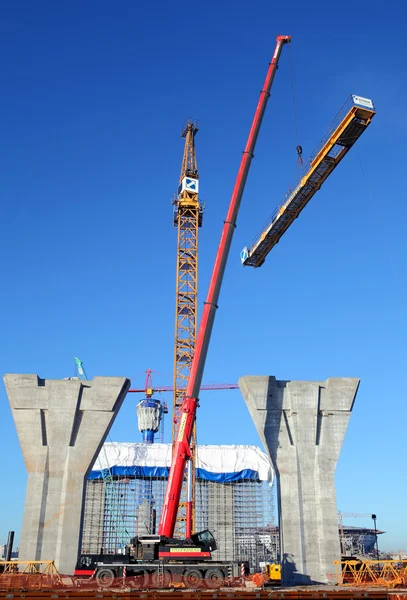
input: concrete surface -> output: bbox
[4,374,130,575]
[239,376,359,586]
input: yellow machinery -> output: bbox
[252,563,281,587]
[241,95,376,268]
[265,563,281,584]
[171,120,203,536]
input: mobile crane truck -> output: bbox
[74,34,291,589]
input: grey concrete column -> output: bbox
[239,376,359,586]
[4,374,130,575]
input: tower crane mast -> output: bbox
[172,120,203,536]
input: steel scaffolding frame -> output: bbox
[82,474,276,570]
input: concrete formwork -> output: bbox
[239,376,359,586]
[4,374,130,575]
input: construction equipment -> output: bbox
[240,95,376,268]
[335,559,407,588]
[158,34,291,540]
[172,119,203,537]
[134,370,168,443]
[130,370,238,444]
[263,563,281,585]
[74,34,291,588]
[74,356,87,379]
[131,369,238,444]
[0,560,62,592]
[128,369,239,394]
[74,531,245,589]
[63,357,87,381]
[252,562,281,587]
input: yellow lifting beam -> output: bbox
[241,95,376,268]
[0,560,60,575]
[335,559,407,588]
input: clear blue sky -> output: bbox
[1,0,406,552]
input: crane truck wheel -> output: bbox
[95,568,115,587]
[204,567,224,589]
[183,568,203,589]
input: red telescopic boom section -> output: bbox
[158,35,291,538]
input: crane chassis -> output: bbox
[75,530,245,589]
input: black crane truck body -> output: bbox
[75,530,246,589]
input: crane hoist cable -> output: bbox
[288,44,303,169]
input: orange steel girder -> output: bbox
[172,121,202,536]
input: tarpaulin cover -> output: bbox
[89,443,274,484]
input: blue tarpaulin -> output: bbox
[88,466,261,483]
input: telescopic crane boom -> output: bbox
[158,34,291,538]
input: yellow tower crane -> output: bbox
[172,120,203,537]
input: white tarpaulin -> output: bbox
[92,443,273,484]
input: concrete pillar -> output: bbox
[239,376,359,585]
[4,374,130,575]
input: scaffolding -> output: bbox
[81,444,277,571]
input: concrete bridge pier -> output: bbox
[239,376,359,585]
[4,374,130,575]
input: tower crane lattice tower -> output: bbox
[172,120,203,536]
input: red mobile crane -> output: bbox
[159,33,291,539]
[75,35,291,589]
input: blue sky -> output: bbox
[1,0,406,552]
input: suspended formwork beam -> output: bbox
[241,95,376,268]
